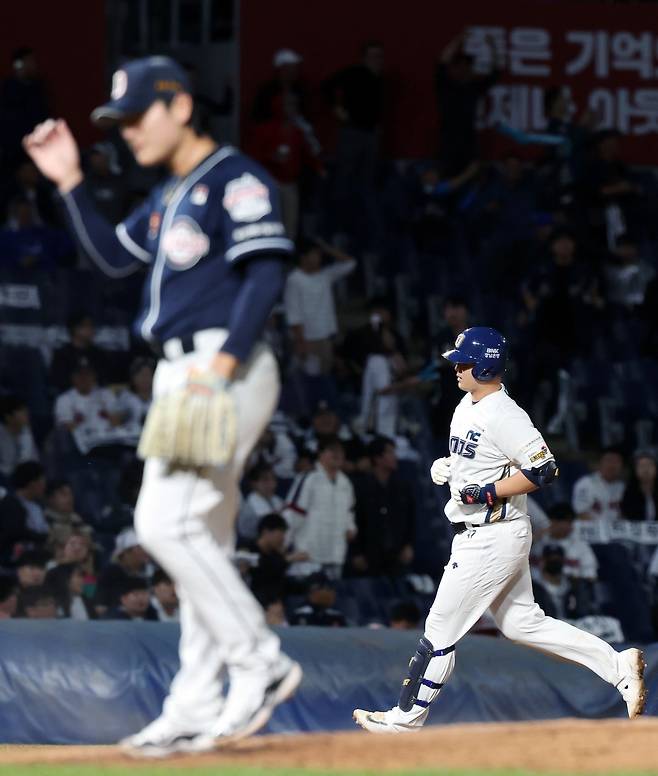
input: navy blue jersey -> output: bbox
[63,145,292,360]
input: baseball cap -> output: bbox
[273,49,302,68]
[112,528,140,560]
[306,571,333,591]
[91,56,191,127]
[542,543,565,559]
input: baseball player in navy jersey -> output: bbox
[354,327,646,733]
[24,56,302,757]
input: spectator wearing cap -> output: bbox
[115,357,154,439]
[49,313,108,392]
[572,448,625,524]
[238,464,284,541]
[389,600,421,630]
[0,395,39,479]
[53,357,125,455]
[284,238,356,376]
[351,436,415,576]
[290,572,346,626]
[0,577,17,618]
[284,437,356,580]
[0,462,48,562]
[531,502,598,581]
[103,576,158,621]
[95,528,150,613]
[150,568,179,622]
[15,550,48,593]
[621,450,658,522]
[45,562,95,620]
[252,48,308,126]
[16,585,57,619]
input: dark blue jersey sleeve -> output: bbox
[220,160,293,264]
[61,182,152,278]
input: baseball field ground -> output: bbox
[1,718,657,776]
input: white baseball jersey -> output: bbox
[445,385,554,525]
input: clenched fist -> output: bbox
[430,456,451,486]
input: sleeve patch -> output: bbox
[529,445,550,463]
[232,221,285,242]
[223,173,272,222]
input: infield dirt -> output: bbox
[1,718,657,773]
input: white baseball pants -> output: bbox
[396,517,625,726]
[134,329,281,730]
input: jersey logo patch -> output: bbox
[161,216,209,270]
[190,184,209,206]
[223,173,272,222]
[449,429,481,459]
[111,69,128,100]
[529,445,549,463]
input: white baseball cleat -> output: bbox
[118,715,211,759]
[353,707,421,734]
[616,647,647,719]
[187,656,303,752]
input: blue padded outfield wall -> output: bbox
[0,622,655,744]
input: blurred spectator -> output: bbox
[97,459,143,533]
[50,313,108,391]
[260,593,289,627]
[641,274,658,358]
[150,568,179,622]
[45,562,95,620]
[53,357,126,455]
[83,142,127,224]
[284,238,356,375]
[302,402,349,452]
[0,577,17,619]
[389,600,421,630]
[285,437,356,579]
[432,296,471,437]
[95,528,149,613]
[604,235,654,310]
[44,479,88,536]
[621,450,658,522]
[103,576,157,621]
[240,512,307,601]
[15,550,48,593]
[435,30,503,176]
[253,48,309,126]
[351,436,415,575]
[340,297,406,380]
[16,585,57,619]
[0,158,57,225]
[572,448,625,523]
[290,571,346,626]
[531,502,598,580]
[115,357,154,437]
[532,544,595,620]
[249,91,323,238]
[0,195,73,269]
[55,530,97,598]
[0,462,49,560]
[324,41,385,245]
[0,395,39,478]
[238,464,285,541]
[0,48,49,172]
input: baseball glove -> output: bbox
[138,372,237,468]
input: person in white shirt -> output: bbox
[54,358,124,454]
[238,464,285,540]
[532,502,598,581]
[354,326,645,735]
[284,437,356,579]
[0,396,39,478]
[572,448,625,524]
[284,237,356,374]
[150,569,180,622]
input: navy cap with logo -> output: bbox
[91,56,191,126]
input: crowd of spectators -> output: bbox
[0,35,658,640]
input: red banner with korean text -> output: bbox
[240,1,658,163]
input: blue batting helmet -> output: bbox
[442,327,507,381]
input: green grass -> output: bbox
[0,768,657,776]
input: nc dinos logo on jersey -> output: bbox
[161,216,209,269]
[223,173,272,222]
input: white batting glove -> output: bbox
[450,483,463,503]
[430,457,451,486]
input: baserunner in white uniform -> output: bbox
[354,327,646,733]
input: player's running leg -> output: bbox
[490,562,646,718]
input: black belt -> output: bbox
[452,522,472,535]
[151,334,196,360]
